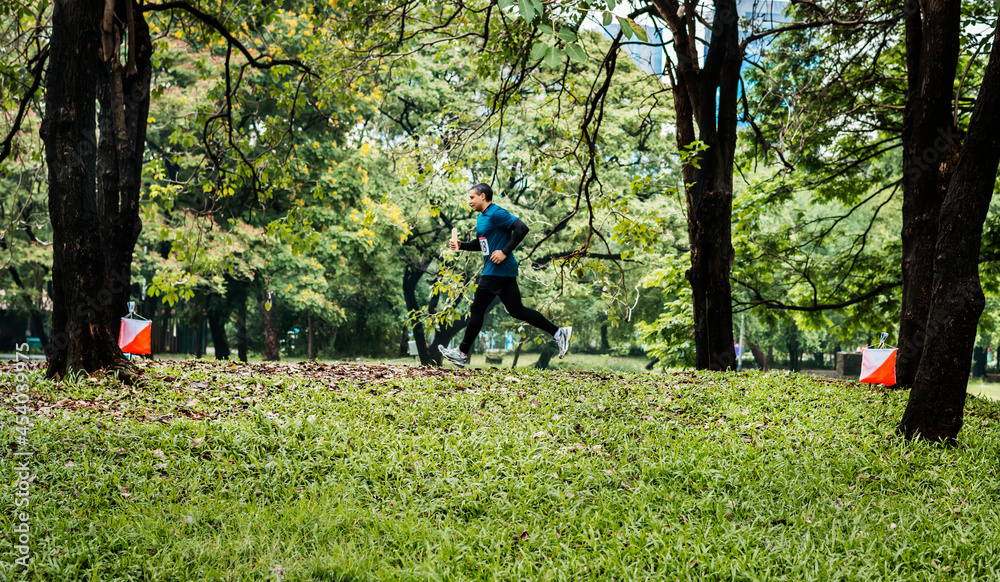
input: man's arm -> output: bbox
[458,240,479,251]
[501,219,529,256]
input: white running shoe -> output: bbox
[555,326,572,359]
[438,345,466,368]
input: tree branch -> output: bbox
[739,14,900,52]
[733,279,900,312]
[0,47,48,165]
[142,1,314,75]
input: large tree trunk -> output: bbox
[654,0,738,370]
[896,0,962,387]
[686,0,740,371]
[41,0,149,381]
[898,23,1000,442]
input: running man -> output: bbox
[438,183,571,368]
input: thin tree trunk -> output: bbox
[236,290,248,362]
[259,289,280,361]
[897,0,961,387]
[207,297,230,360]
[511,336,527,368]
[898,22,1000,442]
[193,299,205,358]
[972,347,987,378]
[787,343,800,372]
[308,312,315,361]
[399,328,409,358]
[748,341,768,371]
[29,311,49,351]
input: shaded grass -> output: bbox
[2,363,1000,580]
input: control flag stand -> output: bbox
[119,302,151,359]
[860,332,896,385]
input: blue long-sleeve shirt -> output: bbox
[460,203,522,277]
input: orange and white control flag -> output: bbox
[860,347,896,385]
[119,317,151,355]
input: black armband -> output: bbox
[502,219,529,255]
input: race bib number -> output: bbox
[478,237,490,256]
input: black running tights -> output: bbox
[459,277,558,355]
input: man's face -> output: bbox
[468,189,489,212]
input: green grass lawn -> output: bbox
[459,352,656,374]
[967,381,1000,401]
[2,360,1000,580]
[292,352,657,375]
[164,352,655,375]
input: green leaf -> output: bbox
[498,0,515,8]
[557,27,577,43]
[543,45,564,68]
[616,16,633,39]
[517,0,535,22]
[530,41,549,61]
[529,0,544,19]
[565,43,587,63]
[538,24,553,35]
[605,0,615,9]
[629,20,648,42]
[602,10,613,26]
